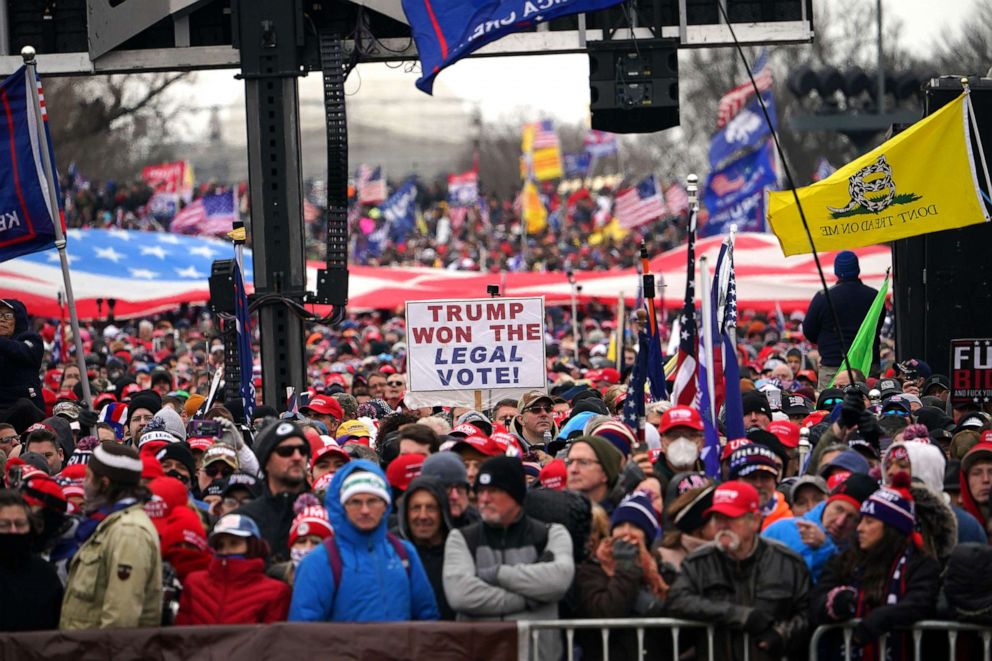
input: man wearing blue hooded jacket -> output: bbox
[288,459,439,622]
[0,298,46,432]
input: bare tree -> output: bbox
[44,72,195,179]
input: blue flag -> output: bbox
[622,331,649,435]
[701,140,777,237]
[0,66,61,263]
[696,349,722,479]
[712,237,745,440]
[382,178,418,243]
[233,262,255,422]
[708,91,777,170]
[564,152,591,178]
[403,0,626,93]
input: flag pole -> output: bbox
[963,81,992,212]
[22,47,91,409]
[699,255,717,428]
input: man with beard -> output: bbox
[0,490,63,631]
[667,481,811,660]
[235,420,310,561]
[444,456,574,660]
[654,406,706,489]
[61,442,162,629]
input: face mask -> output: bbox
[667,438,699,468]
[290,545,315,567]
[715,529,741,554]
[0,532,33,565]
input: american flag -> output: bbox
[664,182,690,216]
[621,332,648,436]
[716,49,773,129]
[530,119,560,150]
[170,190,237,236]
[713,234,745,439]
[671,208,699,406]
[447,169,479,206]
[614,176,668,229]
[356,165,387,205]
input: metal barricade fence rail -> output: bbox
[517,617,717,661]
[809,619,992,661]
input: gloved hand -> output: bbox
[839,391,865,428]
[744,608,774,635]
[754,627,784,657]
[612,539,641,572]
[216,417,245,451]
[825,586,857,621]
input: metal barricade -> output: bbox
[809,619,992,661]
[517,617,717,661]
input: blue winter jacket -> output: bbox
[288,460,440,622]
[762,501,842,583]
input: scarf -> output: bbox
[849,548,913,661]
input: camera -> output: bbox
[487,285,500,297]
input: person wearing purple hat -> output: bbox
[574,491,667,660]
[812,476,940,658]
[803,250,882,390]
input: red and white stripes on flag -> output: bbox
[716,50,773,129]
[36,79,48,121]
[356,165,387,205]
[664,182,690,216]
[614,176,668,229]
[671,207,699,406]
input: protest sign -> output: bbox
[951,338,992,405]
[405,297,546,408]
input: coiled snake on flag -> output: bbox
[827,155,896,214]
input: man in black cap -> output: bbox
[443,456,574,660]
[742,391,773,431]
[0,299,46,433]
[125,391,161,444]
[802,251,881,389]
[235,419,310,561]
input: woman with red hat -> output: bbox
[811,475,940,660]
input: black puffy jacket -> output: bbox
[666,539,811,660]
[0,299,44,410]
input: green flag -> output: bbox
[829,270,890,386]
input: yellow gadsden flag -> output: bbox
[767,94,990,256]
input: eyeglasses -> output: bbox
[221,495,253,509]
[0,519,30,532]
[525,405,553,414]
[386,380,405,387]
[273,443,309,458]
[565,457,600,468]
[345,497,387,510]
[498,415,515,424]
[205,463,235,478]
[0,312,13,321]
[0,435,19,445]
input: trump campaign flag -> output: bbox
[701,140,777,237]
[708,91,776,170]
[0,66,61,263]
[448,169,479,207]
[233,261,255,422]
[403,0,626,94]
[382,178,418,243]
[768,93,991,255]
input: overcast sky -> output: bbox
[191,0,978,136]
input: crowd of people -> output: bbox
[59,171,688,273]
[0,250,989,660]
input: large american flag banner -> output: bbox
[170,190,237,236]
[716,50,774,129]
[614,176,668,229]
[671,208,699,406]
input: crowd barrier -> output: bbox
[809,619,992,661]
[517,617,717,661]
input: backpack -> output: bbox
[322,533,411,603]
[944,542,992,623]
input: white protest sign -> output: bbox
[405,297,546,402]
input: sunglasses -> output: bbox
[386,380,405,387]
[821,398,842,408]
[205,463,235,478]
[525,405,553,414]
[882,409,909,417]
[273,444,309,458]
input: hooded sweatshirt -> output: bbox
[288,460,439,622]
[0,299,45,411]
[397,475,454,619]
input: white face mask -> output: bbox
[667,437,699,468]
[290,545,314,567]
